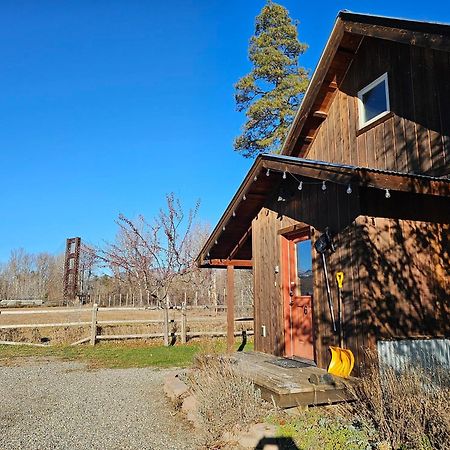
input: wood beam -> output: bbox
[209,259,252,268]
[226,265,235,353]
[343,21,450,53]
[312,111,328,119]
[228,226,252,261]
[282,19,345,154]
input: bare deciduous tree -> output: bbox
[97,193,200,307]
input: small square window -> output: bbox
[357,73,390,129]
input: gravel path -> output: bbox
[0,358,201,450]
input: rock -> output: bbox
[236,423,278,449]
[163,372,189,403]
[181,395,202,428]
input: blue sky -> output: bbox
[0,0,448,260]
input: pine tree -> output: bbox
[234,1,309,157]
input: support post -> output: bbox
[226,265,235,353]
[163,295,170,346]
[90,303,98,346]
[181,297,187,344]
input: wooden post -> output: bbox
[90,303,98,346]
[227,265,235,353]
[181,299,187,344]
[119,293,122,307]
[163,295,170,346]
[195,291,198,307]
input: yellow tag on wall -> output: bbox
[336,272,344,289]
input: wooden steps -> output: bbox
[232,351,355,408]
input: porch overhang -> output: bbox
[196,154,450,269]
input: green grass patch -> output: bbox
[268,409,377,450]
[0,338,253,369]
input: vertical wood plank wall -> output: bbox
[355,217,450,348]
[252,179,449,373]
[306,37,450,177]
[252,181,362,367]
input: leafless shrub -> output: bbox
[352,351,450,450]
[187,354,268,446]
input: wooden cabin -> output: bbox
[197,11,450,375]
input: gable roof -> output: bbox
[197,154,450,268]
[282,11,450,158]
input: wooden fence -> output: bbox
[0,304,254,347]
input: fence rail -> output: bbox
[0,304,254,347]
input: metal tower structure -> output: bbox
[63,237,81,301]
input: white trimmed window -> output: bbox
[357,72,390,129]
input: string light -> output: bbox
[266,168,270,176]
[222,226,226,231]
[232,210,236,217]
[243,194,246,201]
[322,181,327,191]
[282,171,287,179]
[277,195,286,202]
[214,240,218,245]
[254,175,258,181]
[385,189,391,199]
[346,184,352,194]
[298,181,303,191]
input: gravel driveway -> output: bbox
[0,358,201,450]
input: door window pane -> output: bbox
[296,239,313,295]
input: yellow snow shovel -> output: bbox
[327,272,355,378]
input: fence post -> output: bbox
[181,294,187,344]
[163,295,170,346]
[90,303,98,346]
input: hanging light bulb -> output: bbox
[222,226,226,231]
[214,240,218,245]
[298,181,303,191]
[232,210,236,217]
[346,184,352,194]
[254,175,258,181]
[322,181,327,191]
[243,194,246,201]
[282,171,287,179]
[266,168,270,176]
[385,188,391,199]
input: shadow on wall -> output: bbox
[308,217,449,374]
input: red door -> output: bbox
[281,229,314,361]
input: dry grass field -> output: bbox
[0,306,253,345]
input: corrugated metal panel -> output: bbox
[377,339,450,373]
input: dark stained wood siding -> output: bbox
[354,217,450,348]
[306,37,450,176]
[252,178,450,374]
[252,181,363,368]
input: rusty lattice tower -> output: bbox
[63,237,81,300]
